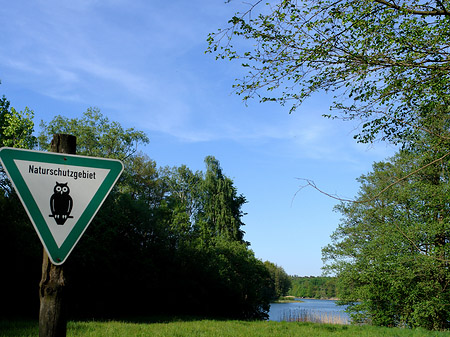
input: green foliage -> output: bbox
[323,139,450,329]
[208,0,450,144]
[0,95,36,149]
[38,107,149,160]
[161,156,248,246]
[263,261,291,300]
[199,238,272,319]
[37,107,152,197]
[156,157,270,319]
[2,108,273,320]
[198,156,247,243]
[289,276,337,299]
[0,95,37,193]
[209,5,450,327]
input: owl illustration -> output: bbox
[49,182,73,225]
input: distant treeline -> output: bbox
[288,276,338,299]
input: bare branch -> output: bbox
[295,149,450,205]
[374,0,450,16]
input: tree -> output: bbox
[263,261,291,300]
[198,238,272,319]
[159,157,272,319]
[160,157,248,247]
[208,0,450,145]
[210,5,450,327]
[37,109,167,318]
[322,143,450,329]
[38,107,149,160]
[0,96,36,149]
[0,95,41,318]
[198,156,247,243]
[38,108,150,193]
[161,164,204,247]
[0,95,37,193]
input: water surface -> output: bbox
[268,298,350,323]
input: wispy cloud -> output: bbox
[0,0,394,165]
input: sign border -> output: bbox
[0,147,124,265]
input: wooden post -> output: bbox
[39,134,76,337]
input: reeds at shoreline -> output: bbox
[280,308,350,325]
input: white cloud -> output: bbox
[0,0,396,164]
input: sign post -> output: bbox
[40,134,75,337]
[0,134,123,337]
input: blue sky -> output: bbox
[0,0,395,276]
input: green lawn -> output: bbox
[1,319,450,337]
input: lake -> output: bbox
[268,298,350,324]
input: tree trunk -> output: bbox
[39,134,76,337]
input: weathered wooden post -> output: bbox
[39,134,76,337]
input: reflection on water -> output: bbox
[268,298,350,324]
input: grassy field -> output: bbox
[2,319,450,337]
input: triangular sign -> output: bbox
[0,147,123,265]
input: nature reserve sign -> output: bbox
[0,147,123,265]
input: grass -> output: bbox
[2,319,450,337]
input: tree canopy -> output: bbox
[1,105,279,320]
[207,0,450,144]
[0,98,36,149]
[0,96,36,194]
[263,261,291,300]
[38,107,149,160]
[323,136,450,329]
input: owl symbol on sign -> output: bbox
[49,182,74,225]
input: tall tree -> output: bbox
[208,0,450,145]
[322,141,450,329]
[159,157,273,319]
[198,156,247,243]
[162,164,204,245]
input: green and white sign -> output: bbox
[0,147,123,265]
